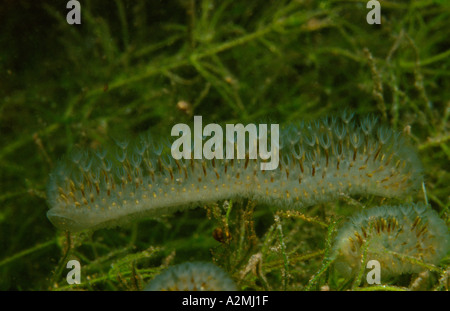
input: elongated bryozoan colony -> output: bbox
[47,113,423,231]
[333,203,449,277]
[144,262,237,291]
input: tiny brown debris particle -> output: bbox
[176,100,192,115]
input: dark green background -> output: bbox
[0,0,449,290]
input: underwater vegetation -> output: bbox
[0,0,449,291]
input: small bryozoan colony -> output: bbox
[144,262,237,291]
[333,203,450,278]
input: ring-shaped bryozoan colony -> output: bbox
[143,262,236,291]
[46,113,423,231]
[333,203,449,277]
